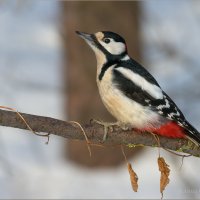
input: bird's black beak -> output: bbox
[76,31,94,43]
[76,31,99,52]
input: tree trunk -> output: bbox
[60,1,142,167]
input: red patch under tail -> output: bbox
[154,122,186,138]
[135,122,186,138]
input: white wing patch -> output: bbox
[121,55,130,61]
[115,67,163,99]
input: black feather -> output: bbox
[113,69,156,106]
[102,31,126,43]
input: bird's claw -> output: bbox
[90,119,118,142]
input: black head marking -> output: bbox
[102,31,126,44]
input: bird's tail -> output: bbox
[182,121,200,146]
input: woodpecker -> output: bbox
[76,31,200,145]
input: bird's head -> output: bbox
[76,31,128,65]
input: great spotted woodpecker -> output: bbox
[76,31,200,145]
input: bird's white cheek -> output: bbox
[100,41,125,55]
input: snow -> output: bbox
[0,0,200,199]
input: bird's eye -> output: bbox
[103,38,110,44]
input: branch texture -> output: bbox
[0,109,199,157]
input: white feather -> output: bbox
[115,67,163,99]
[99,39,125,55]
[121,55,130,61]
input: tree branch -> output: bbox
[0,109,199,157]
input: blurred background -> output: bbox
[0,0,200,198]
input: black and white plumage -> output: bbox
[76,31,200,145]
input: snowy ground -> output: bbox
[0,0,200,199]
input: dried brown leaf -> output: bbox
[158,157,170,198]
[127,162,138,192]
[121,146,139,192]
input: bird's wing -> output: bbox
[113,64,184,121]
[113,60,200,144]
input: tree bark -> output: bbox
[0,109,199,157]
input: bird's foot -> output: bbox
[90,119,119,142]
[119,123,133,131]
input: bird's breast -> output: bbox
[96,67,164,129]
